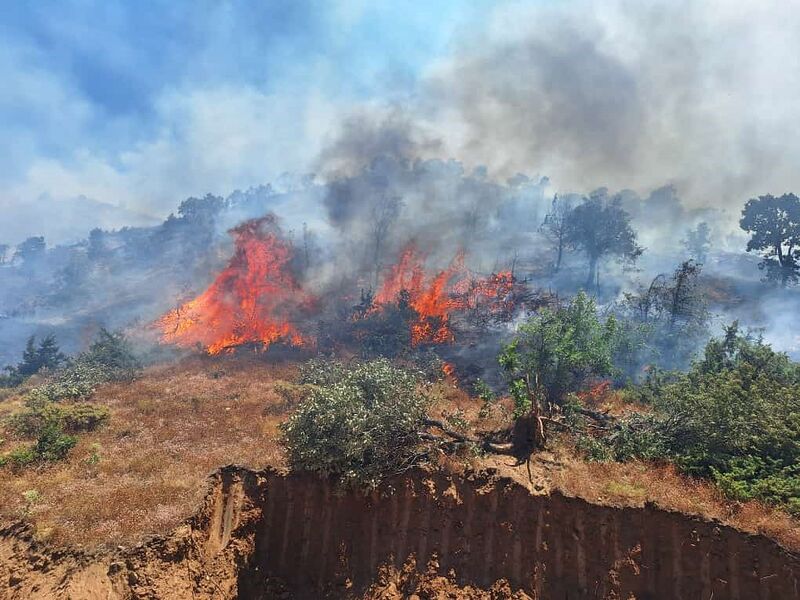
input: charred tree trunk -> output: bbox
[555,234,564,272]
[585,255,599,289]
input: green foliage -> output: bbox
[599,324,800,514]
[500,292,618,414]
[1,334,66,387]
[1,422,77,469]
[298,357,349,386]
[81,328,141,382]
[564,192,642,288]
[1,329,132,470]
[22,328,139,404]
[740,193,800,286]
[60,403,110,432]
[32,422,78,462]
[473,379,495,403]
[281,359,430,488]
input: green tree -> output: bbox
[740,193,800,286]
[15,335,65,378]
[499,292,617,450]
[564,192,642,289]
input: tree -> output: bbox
[540,194,574,272]
[565,193,642,289]
[499,292,618,450]
[683,222,711,263]
[620,260,709,372]
[87,228,108,262]
[369,194,403,287]
[0,334,66,387]
[15,335,66,378]
[14,236,46,267]
[0,243,9,265]
[740,193,800,286]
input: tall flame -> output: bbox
[158,216,313,354]
[373,243,514,346]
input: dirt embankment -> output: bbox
[1,466,798,599]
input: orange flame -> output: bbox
[441,361,456,379]
[374,243,515,346]
[158,216,313,354]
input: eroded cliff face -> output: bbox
[1,466,798,599]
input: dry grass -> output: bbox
[1,355,797,553]
[0,355,300,549]
[551,450,800,551]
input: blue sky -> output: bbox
[0,0,487,235]
[3,0,799,245]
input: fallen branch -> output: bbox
[576,407,616,424]
[421,418,515,455]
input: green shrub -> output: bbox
[1,422,77,469]
[298,357,348,386]
[32,422,77,462]
[6,402,62,438]
[281,359,430,488]
[598,324,800,514]
[61,403,110,432]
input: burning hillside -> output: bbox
[157,227,527,358]
[158,216,315,355]
[372,243,518,346]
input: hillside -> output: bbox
[1,355,798,598]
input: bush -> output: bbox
[281,359,430,488]
[1,422,77,469]
[6,402,63,438]
[597,324,800,514]
[298,357,348,387]
[61,403,110,432]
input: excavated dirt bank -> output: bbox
[1,465,798,599]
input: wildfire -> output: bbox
[158,216,313,355]
[441,361,456,379]
[373,243,516,346]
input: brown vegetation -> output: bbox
[0,354,798,556]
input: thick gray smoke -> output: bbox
[1,0,798,368]
[419,0,800,227]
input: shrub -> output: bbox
[1,422,77,469]
[32,422,77,462]
[6,402,63,438]
[61,403,110,432]
[298,357,348,387]
[281,359,430,488]
[597,324,800,515]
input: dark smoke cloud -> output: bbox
[421,0,800,224]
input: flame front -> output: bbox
[374,243,515,346]
[158,216,312,355]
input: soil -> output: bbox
[1,465,798,599]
